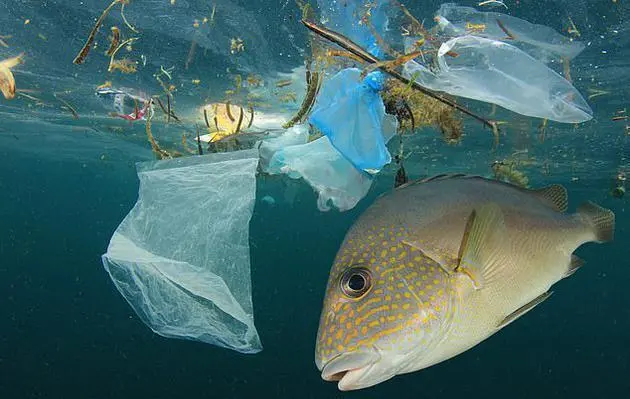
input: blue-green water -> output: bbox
[1,0,629,398]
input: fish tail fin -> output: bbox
[577,201,615,243]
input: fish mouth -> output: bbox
[320,351,380,390]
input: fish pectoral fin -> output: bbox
[531,184,568,213]
[401,240,456,274]
[497,291,553,329]
[456,202,506,290]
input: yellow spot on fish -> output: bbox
[380,250,388,258]
[402,303,411,310]
[385,295,392,301]
[335,329,344,340]
[404,292,411,299]
[368,320,380,328]
[361,326,368,335]
[327,337,332,345]
[337,344,344,352]
[346,322,352,330]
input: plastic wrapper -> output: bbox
[403,35,592,123]
[101,149,262,354]
[309,69,397,173]
[435,3,585,61]
[266,136,373,212]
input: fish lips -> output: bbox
[320,351,382,391]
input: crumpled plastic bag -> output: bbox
[435,3,585,61]
[403,35,592,123]
[266,135,373,212]
[101,149,262,354]
[258,124,309,173]
[309,69,397,173]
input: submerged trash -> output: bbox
[403,35,593,123]
[435,3,585,61]
[266,134,374,212]
[309,68,397,173]
[102,149,262,354]
[316,174,615,391]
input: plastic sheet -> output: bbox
[435,3,585,61]
[309,69,396,173]
[403,35,593,123]
[266,136,373,212]
[101,149,262,354]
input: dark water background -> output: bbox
[1,0,630,398]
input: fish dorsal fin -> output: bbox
[529,184,568,213]
[456,202,506,290]
[497,291,553,329]
[395,173,478,190]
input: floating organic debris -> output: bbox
[105,26,120,56]
[567,16,580,37]
[109,58,137,74]
[230,37,244,54]
[0,53,24,100]
[54,95,79,119]
[283,68,322,129]
[491,159,530,187]
[478,0,508,9]
[382,79,463,144]
[496,19,516,40]
[587,87,610,100]
[0,35,10,48]
[120,1,138,33]
[611,172,626,198]
[73,0,123,64]
[200,102,252,143]
[107,37,138,73]
[275,79,293,88]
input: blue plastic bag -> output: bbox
[309,69,395,172]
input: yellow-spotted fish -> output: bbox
[315,174,615,390]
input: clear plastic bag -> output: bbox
[266,136,373,212]
[435,3,585,61]
[101,149,262,354]
[309,69,396,173]
[403,35,592,123]
[258,124,309,173]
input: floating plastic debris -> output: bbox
[403,35,593,123]
[435,3,585,61]
[102,149,262,354]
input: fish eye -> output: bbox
[340,267,372,299]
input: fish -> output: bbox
[315,174,615,391]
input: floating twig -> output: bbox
[120,1,139,33]
[105,26,120,56]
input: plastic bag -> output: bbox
[403,35,592,123]
[316,0,390,58]
[101,149,262,354]
[258,124,309,173]
[266,136,373,212]
[435,3,585,61]
[309,69,397,173]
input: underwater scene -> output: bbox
[1,0,629,397]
